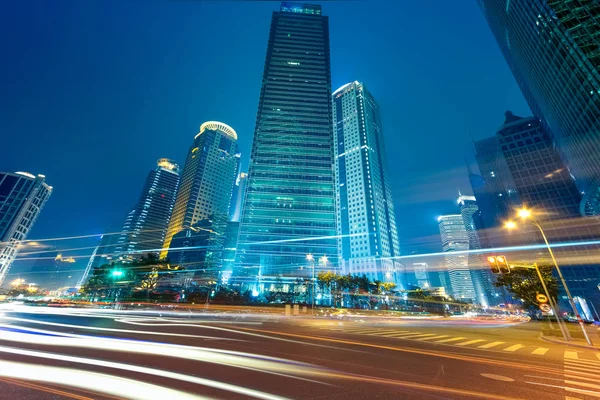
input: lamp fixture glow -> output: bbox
[517,208,532,219]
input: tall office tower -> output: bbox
[236,3,337,278]
[229,171,248,222]
[162,122,240,258]
[0,172,52,286]
[412,263,429,288]
[438,215,476,302]
[496,112,600,310]
[477,0,600,214]
[497,112,582,218]
[115,159,180,258]
[457,194,497,306]
[332,81,401,283]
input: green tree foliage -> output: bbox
[494,265,558,309]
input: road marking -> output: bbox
[344,329,385,334]
[531,347,549,355]
[523,375,563,381]
[478,341,505,349]
[503,344,525,352]
[365,330,410,336]
[418,335,450,341]
[564,365,600,375]
[455,339,486,346]
[596,353,600,361]
[394,333,438,339]
[378,331,421,337]
[565,373,600,383]
[565,358,600,367]
[564,351,579,360]
[480,373,514,382]
[565,396,585,400]
[565,380,600,392]
[435,337,465,343]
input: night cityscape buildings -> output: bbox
[438,214,476,302]
[0,172,52,287]
[332,81,401,284]
[229,171,248,223]
[162,121,240,259]
[114,158,180,259]
[477,0,600,215]
[235,2,338,280]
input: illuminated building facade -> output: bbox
[477,0,600,214]
[236,3,337,278]
[162,122,240,258]
[333,81,401,284]
[115,158,180,258]
[438,214,476,302]
[412,263,429,288]
[457,194,497,306]
[0,172,52,287]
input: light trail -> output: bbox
[0,359,207,400]
[0,345,290,400]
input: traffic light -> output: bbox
[496,255,510,274]
[487,256,500,274]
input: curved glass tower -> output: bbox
[162,122,240,258]
[236,3,337,279]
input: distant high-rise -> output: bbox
[162,122,240,258]
[438,214,475,302]
[333,81,401,284]
[236,2,337,278]
[115,159,180,258]
[0,172,52,286]
[412,263,429,288]
[457,194,497,306]
[229,171,248,222]
[477,0,600,214]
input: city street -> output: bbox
[0,305,598,399]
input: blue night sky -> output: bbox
[1,0,530,275]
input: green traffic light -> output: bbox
[112,270,123,277]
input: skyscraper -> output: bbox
[412,262,429,288]
[162,122,240,258]
[0,172,52,287]
[115,159,180,258]
[457,194,496,306]
[438,214,475,302]
[236,2,337,278]
[477,0,600,213]
[333,81,401,283]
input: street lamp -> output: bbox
[505,207,593,345]
[306,254,315,313]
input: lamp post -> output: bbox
[506,208,593,345]
[306,254,315,314]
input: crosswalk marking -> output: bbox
[564,373,600,383]
[531,347,549,355]
[565,359,600,368]
[478,341,505,349]
[344,329,385,334]
[503,344,525,352]
[417,335,449,341]
[395,333,437,339]
[564,365,600,375]
[565,351,579,360]
[565,380,600,392]
[596,353,600,361]
[435,337,466,343]
[455,339,486,346]
[365,330,410,336]
[378,331,421,337]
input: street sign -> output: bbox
[539,303,551,313]
[536,293,548,303]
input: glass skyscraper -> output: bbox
[115,158,180,258]
[236,3,337,278]
[332,81,401,284]
[0,172,52,287]
[162,122,240,257]
[477,0,600,214]
[438,214,476,302]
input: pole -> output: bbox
[533,263,570,341]
[311,260,316,315]
[532,221,593,346]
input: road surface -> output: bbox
[0,305,598,399]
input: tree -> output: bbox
[494,265,558,309]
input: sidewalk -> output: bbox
[540,323,600,351]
